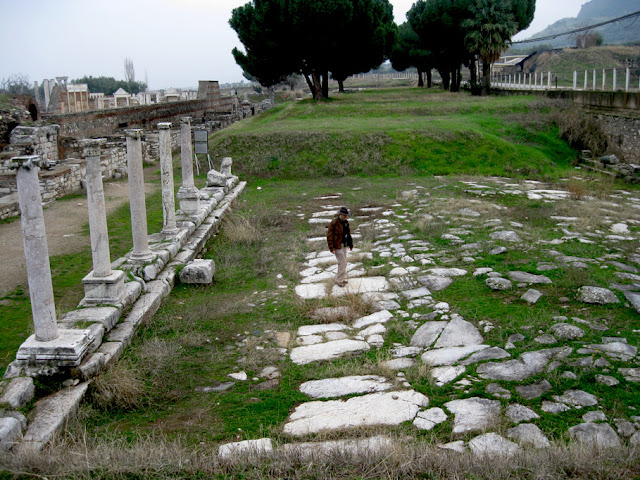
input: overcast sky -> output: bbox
[0,0,587,91]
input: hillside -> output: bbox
[524,44,640,76]
[524,0,640,48]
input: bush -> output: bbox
[553,107,609,157]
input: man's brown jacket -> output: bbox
[327,216,353,252]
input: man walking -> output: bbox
[327,206,353,287]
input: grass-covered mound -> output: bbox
[211,88,575,179]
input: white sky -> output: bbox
[0,0,587,90]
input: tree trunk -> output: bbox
[426,69,432,88]
[338,80,345,92]
[322,70,329,99]
[482,59,491,96]
[417,70,424,87]
[449,67,458,92]
[310,71,323,100]
[440,69,450,90]
[469,57,479,96]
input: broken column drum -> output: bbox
[158,122,178,235]
[80,139,126,305]
[177,116,200,214]
[13,156,58,342]
[125,129,155,263]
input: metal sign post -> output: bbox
[193,128,209,175]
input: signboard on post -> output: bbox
[194,129,208,154]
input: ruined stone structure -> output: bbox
[0,127,244,450]
[43,81,237,138]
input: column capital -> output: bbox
[180,117,192,125]
[79,138,106,158]
[11,155,41,170]
[158,122,172,130]
[125,129,143,139]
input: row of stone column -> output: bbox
[12,117,200,345]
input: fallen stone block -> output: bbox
[179,259,215,284]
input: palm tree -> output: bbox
[463,0,518,95]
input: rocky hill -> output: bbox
[525,0,640,48]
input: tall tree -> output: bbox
[330,0,397,92]
[464,0,535,95]
[124,57,135,83]
[230,0,397,100]
[390,22,433,87]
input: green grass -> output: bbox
[209,88,576,180]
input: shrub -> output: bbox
[553,107,609,157]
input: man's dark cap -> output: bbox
[339,207,349,216]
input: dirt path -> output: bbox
[0,168,159,297]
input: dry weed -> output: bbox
[222,213,262,245]
[3,429,640,479]
[568,178,587,200]
[89,361,145,410]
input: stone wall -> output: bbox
[596,113,640,164]
[7,125,60,166]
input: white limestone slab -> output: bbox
[410,321,448,347]
[422,345,489,366]
[427,268,468,277]
[360,323,387,336]
[353,310,393,329]
[301,271,335,284]
[298,323,350,336]
[331,277,390,297]
[295,283,327,299]
[413,407,448,430]
[283,390,428,436]
[430,365,466,386]
[401,286,432,299]
[380,358,416,370]
[218,438,273,459]
[469,433,521,457]
[300,375,393,399]
[433,316,484,348]
[445,397,501,435]
[290,339,370,365]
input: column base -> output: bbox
[129,251,156,264]
[178,187,200,215]
[16,329,93,367]
[80,269,127,306]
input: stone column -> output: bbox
[602,69,606,90]
[158,122,178,235]
[573,71,577,90]
[584,70,588,90]
[126,129,154,263]
[13,156,58,342]
[80,139,126,305]
[177,117,200,214]
[547,72,552,89]
[593,70,597,91]
[613,69,617,91]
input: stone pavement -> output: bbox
[199,180,640,457]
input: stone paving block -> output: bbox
[283,390,428,436]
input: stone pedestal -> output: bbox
[125,130,155,264]
[16,329,92,367]
[177,117,200,215]
[158,122,178,235]
[80,270,127,306]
